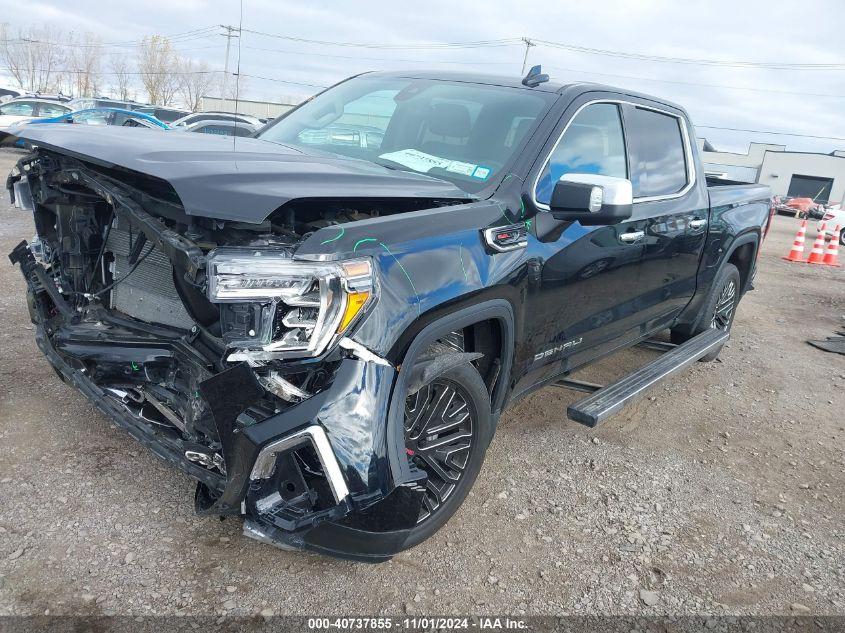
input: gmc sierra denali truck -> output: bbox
[7,69,772,562]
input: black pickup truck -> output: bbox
[7,69,772,562]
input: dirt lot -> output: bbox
[0,148,842,617]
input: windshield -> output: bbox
[258,76,554,193]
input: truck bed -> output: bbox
[706,177,771,208]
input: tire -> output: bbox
[839,227,845,247]
[670,263,741,362]
[400,362,492,550]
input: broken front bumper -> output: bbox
[12,243,426,563]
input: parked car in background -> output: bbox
[137,106,191,124]
[68,98,146,111]
[0,88,24,102]
[24,107,169,130]
[171,111,262,128]
[0,98,73,141]
[180,119,258,137]
[776,196,823,218]
[818,204,845,245]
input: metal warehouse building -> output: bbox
[200,95,296,120]
[697,138,845,205]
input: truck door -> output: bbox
[619,103,710,331]
[516,100,650,393]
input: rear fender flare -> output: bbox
[690,230,759,333]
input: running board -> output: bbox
[566,329,729,427]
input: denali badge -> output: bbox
[534,337,583,362]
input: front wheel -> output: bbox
[671,262,741,362]
[400,362,492,549]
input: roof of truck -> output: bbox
[363,70,688,113]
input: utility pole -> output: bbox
[520,37,535,75]
[219,25,240,111]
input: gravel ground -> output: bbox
[0,148,842,617]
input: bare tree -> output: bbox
[109,54,133,101]
[219,73,249,100]
[0,23,66,93]
[178,58,214,112]
[137,35,180,105]
[66,31,103,98]
[216,73,249,112]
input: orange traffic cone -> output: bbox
[782,219,808,262]
[806,222,827,264]
[822,225,841,267]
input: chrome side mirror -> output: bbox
[550,174,633,225]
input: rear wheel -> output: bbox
[400,362,491,549]
[671,263,741,362]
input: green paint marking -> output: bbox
[353,237,378,252]
[378,242,421,316]
[320,226,345,245]
[459,244,469,283]
[519,198,526,219]
[131,361,140,371]
[525,219,532,230]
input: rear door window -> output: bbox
[624,107,688,198]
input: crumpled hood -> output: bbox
[15,124,473,222]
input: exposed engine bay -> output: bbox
[7,148,443,556]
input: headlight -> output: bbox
[207,248,375,358]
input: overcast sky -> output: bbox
[2,0,844,154]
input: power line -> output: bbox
[239,27,844,70]
[546,65,845,99]
[238,43,515,66]
[241,29,521,50]
[8,66,327,88]
[534,38,845,71]
[0,26,221,49]
[695,125,845,142]
[239,73,326,89]
[228,41,845,98]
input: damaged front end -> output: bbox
[7,150,427,562]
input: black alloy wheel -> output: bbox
[404,378,475,523]
[711,277,737,330]
[670,262,741,362]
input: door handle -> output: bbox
[620,231,644,243]
[690,218,707,229]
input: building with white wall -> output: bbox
[200,95,296,120]
[698,139,845,205]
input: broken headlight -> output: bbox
[207,248,375,358]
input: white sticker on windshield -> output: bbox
[445,161,477,176]
[379,149,451,173]
[379,149,480,178]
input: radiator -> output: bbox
[105,219,195,330]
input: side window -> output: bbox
[625,107,688,198]
[0,101,35,116]
[535,103,626,205]
[36,103,70,117]
[72,111,110,125]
